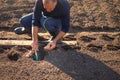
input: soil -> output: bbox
[0,0,120,80]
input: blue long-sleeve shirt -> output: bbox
[32,0,70,33]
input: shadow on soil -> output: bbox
[44,44,120,80]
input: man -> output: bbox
[14,0,70,57]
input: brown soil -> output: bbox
[0,0,120,80]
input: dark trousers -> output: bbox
[20,13,61,33]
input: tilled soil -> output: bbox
[0,0,120,80]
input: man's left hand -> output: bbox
[44,41,56,51]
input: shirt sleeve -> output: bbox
[32,0,42,27]
[61,9,70,33]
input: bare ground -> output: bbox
[0,0,120,80]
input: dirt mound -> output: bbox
[76,32,120,53]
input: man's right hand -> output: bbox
[31,41,38,51]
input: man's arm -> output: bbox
[44,31,65,51]
[32,26,38,43]
[44,12,70,51]
[32,0,42,27]
[54,8,70,42]
[53,31,65,43]
[31,0,42,50]
[31,26,39,50]
[44,13,69,50]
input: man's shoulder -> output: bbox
[58,0,69,5]
[58,0,70,9]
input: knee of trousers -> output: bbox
[19,17,27,26]
[45,23,56,32]
[19,16,32,30]
[41,18,57,32]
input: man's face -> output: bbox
[43,0,56,12]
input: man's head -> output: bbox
[42,0,57,12]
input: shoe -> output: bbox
[14,27,31,34]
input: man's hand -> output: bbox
[44,31,66,51]
[31,41,38,50]
[44,41,56,51]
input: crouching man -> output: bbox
[14,0,70,57]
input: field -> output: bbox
[0,0,120,80]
